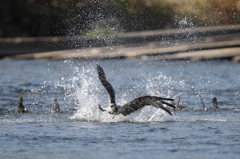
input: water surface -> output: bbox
[0,59,240,158]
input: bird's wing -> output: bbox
[97,65,116,105]
[144,96,176,108]
[152,102,173,115]
[135,96,175,108]
[157,97,174,101]
[118,97,147,116]
[161,101,176,108]
[118,96,174,116]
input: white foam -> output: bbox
[69,66,176,122]
[55,63,240,123]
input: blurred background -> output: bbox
[1,0,240,37]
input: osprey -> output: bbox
[96,65,175,118]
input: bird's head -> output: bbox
[18,96,23,104]
[106,103,118,115]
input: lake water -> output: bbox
[0,59,240,159]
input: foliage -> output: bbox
[0,0,240,37]
[172,0,240,27]
[0,0,176,37]
[113,0,175,31]
[0,0,80,37]
[83,19,123,45]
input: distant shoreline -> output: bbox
[1,25,240,61]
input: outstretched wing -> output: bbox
[97,65,116,105]
[118,96,174,116]
[161,101,176,108]
[118,97,148,116]
[153,102,173,115]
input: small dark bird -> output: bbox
[212,97,219,109]
[52,97,61,113]
[97,64,175,118]
[15,96,28,114]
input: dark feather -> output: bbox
[157,104,173,115]
[118,97,149,116]
[97,65,116,105]
[96,65,174,117]
[119,96,173,116]
[156,97,174,101]
[161,101,176,108]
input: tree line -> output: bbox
[0,0,239,37]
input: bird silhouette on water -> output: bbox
[15,96,28,114]
[52,97,61,113]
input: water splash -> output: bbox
[177,16,194,28]
[70,66,102,122]
[35,60,239,123]
[174,15,201,43]
[69,65,178,122]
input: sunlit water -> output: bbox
[0,59,240,159]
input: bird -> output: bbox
[96,64,176,118]
[15,96,28,114]
[52,97,61,113]
[212,97,219,109]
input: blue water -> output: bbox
[0,59,240,158]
